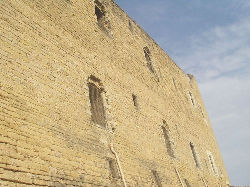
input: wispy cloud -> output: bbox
[175,18,250,82]
[175,12,250,185]
[199,75,250,185]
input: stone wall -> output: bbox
[0,0,230,186]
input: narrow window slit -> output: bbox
[88,76,106,127]
[173,78,177,89]
[143,47,159,81]
[151,170,162,187]
[189,91,195,106]
[95,5,104,21]
[184,179,191,187]
[190,142,201,168]
[108,158,120,179]
[94,0,112,37]
[162,121,175,158]
[208,152,218,175]
[144,47,154,73]
[129,20,134,33]
[132,94,138,109]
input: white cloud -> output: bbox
[176,17,250,82]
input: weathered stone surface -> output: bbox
[0,0,230,186]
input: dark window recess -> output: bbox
[132,94,138,109]
[95,5,104,23]
[88,81,106,127]
[151,170,162,187]
[184,179,191,187]
[162,125,175,158]
[94,0,112,37]
[144,47,154,73]
[108,159,120,179]
[143,47,159,81]
[190,142,200,168]
[189,92,195,106]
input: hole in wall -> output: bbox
[132,94,138,109]
[95,5,104,22]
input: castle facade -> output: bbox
[0,0,230,186]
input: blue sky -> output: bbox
[115,0,250,185]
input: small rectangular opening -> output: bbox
[151,170,162,187]
[132,94,138,109]
[108,159,120,179]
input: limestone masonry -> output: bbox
[0,0,230,186]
